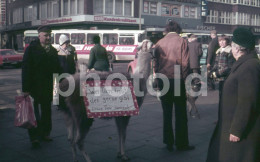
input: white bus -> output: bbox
[24,29,146,62]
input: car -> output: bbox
[0,49,23,68]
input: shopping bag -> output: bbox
[14,95,37,129]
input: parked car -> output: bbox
[0,49,23,68]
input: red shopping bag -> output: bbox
[14,95,37,129]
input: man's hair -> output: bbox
[93,35,100,44]
[211,30,217,35]
[165,20,182,34]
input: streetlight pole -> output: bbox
[139,0,141,30]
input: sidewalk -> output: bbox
[0,90,219,162]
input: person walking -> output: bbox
[207,30,220,90]
[210,35,235,97]
[88,35,110,71]
[22,25,61,149]
[154,20,194,152]
[187,34,202,74]
[206,27,260,162]
[57,34,78,74]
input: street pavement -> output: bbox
[0,65,219,162]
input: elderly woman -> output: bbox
[211,35,235,96]
[206,27,260,162]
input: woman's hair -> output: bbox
[165,20,182,34]
[218,35,230,45]
[231,42,248,53]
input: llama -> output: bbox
[59,39,153,162]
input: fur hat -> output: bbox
[232,27,255,50]
[59,34,70,45]
[37,25,52,33]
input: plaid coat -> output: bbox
[211,45,235,80]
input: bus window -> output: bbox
[71,33,85,44]
[119,37,134,45]
[138,33,145,42]
[24,36,38,44]
[87,33,99,44]
[55,33,70,44]
[103,34,118,45]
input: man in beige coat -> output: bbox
[154,20,194,151]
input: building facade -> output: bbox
[0,0,260,50]
[203,0,260,35]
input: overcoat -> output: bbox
[22,40,61,103]
[188,40,202,69]
[88,44,109,71]
[207,37,219,67]
[206,52,260,162]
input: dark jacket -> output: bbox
[88,44,109,71]
[211,45,235,80]
[22,39,61,103]
[57,45,77,74]
[207,52,260,162]
[207,37,219,67]
[188,40,202,69]
[154,32,190,79]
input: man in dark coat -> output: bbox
[88,35,109,71]
[207,30,219,90]
[187,34,202,74]
[154,20,194,152]
[22,25,61,149]
[206,27,260,162]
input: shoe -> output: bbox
[176,145,195,151]
[42,136,53,142]
[31,140,41,149]
[166,144,174,152]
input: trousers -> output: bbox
[159,79,189,147]
[28,100,52,141]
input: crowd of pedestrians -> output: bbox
[20,22,260,162]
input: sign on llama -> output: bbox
[83,80,139,118]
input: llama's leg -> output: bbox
[115,116,131,161]
[64,112,74,141]
[75,118,93,162]
[189,97,200,119]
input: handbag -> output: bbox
[14,95,37,129]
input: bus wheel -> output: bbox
[107,52,116,63]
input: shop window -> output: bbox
[71,33,85,44]
[87,34,100,44]
[55,33,70,45]
[103,34,118,45]
[53,2,59,18]
[119,37,134,45]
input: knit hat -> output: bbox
[232,27,255,50]
[59,34,70,45]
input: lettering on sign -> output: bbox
[113,46,136,53]
[84,80,139,118]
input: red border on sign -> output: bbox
[83,80,139,118]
